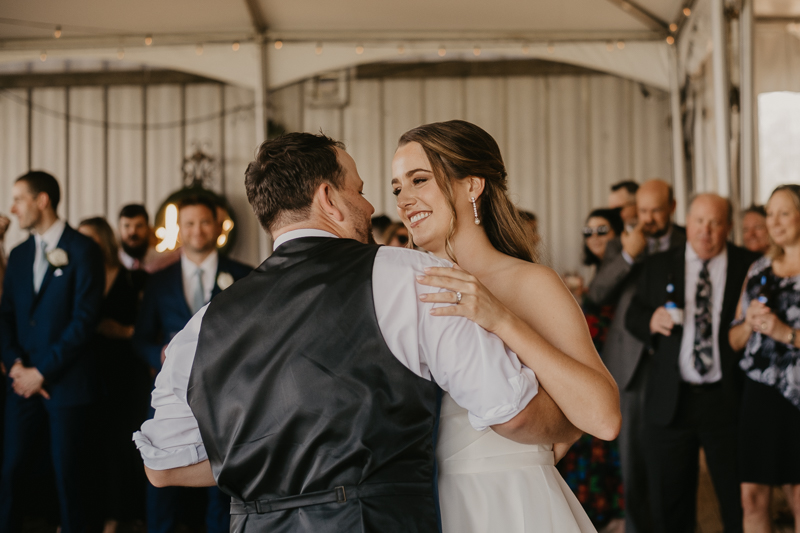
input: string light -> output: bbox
[145,34,153,46]
[616,40,625,49]
[669,23,678,32]
[666,36,675,45]
[397,44,406,55]
[606,41,615,51]
[356,44,364,54]
[547,43,555,53]
[117,48,125,60]
[521,43,530,54]
[54,25,62,39]
[273,40,281,50]
[438,45,446,57]
[683,7,691,16]
[473,45,481,56]
[232,41,240,51]
[315,42,323,55]
[40,51,47,62]
[196,44,204,55]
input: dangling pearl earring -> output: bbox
[471,197,480,225]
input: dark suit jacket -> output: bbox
[625,243,759,426]
[133,254,252,371]
[0,224,104,406]
[587,225,686,390]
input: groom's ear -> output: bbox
[315,182,345,222]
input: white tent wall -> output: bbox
[0,83,261,267]
[677,0,800,212]
[1,68,671,275]
[271,71,673,274]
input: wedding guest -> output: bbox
[117,204,179,283]
[558,207,625,530]
[0,214,9,302]
[371,214,392,244]
[383,222,410,247]
[627,194,758,533]
[608,181,639,229]
[0,171,104,533]
[518,210,541,248]
[742,205,770,255]
[134,195,251,533]
[587,179,685,533]
[78,217,150,532]
[729,185,800,532]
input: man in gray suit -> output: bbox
[587,179,686,533]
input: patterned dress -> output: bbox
[735,256,800,409]
[556,300,624,528]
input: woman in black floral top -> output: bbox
[557,208,625,530]
[729,184,800,532]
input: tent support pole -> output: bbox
[740,0,756,207]
[254,34,272,258]
[711,0,731,197]
[669,45,687,224]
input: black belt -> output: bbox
[230,481,431,515]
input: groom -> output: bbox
[135,133,579,532]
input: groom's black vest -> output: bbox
[188,237,441,532]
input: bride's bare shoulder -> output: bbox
[505,258,564,290]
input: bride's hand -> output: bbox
[416,266,513,333]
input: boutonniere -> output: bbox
[47,248,69,268]
[216,272,234,290]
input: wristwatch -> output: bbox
[788,329,797,346]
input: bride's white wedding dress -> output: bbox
[437,393,596,533]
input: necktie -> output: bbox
[693,260,714,376]
[34,240,49,294]
[191,267,206,314]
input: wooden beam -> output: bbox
[603,0,670,33]
[243,0,268,34]
[356,59,615,81]
[0,70,222,89]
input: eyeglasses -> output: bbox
[583,225,610,237]
[396,234,409,245]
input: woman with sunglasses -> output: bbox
[557,208,626,530]
[383,222,410,248]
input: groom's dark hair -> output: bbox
[245,132,345,232]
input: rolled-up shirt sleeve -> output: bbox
[373,247,539,431]
[132,305,208,470]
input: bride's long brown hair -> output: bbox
[398,120,537,264]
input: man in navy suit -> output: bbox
[134,195,250,533]
[0,171,104,533]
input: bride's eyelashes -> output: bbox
[392,177,429,197]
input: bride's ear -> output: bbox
[467,177,486,200]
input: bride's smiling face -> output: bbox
[392,142,451,253]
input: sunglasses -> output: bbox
[396,235,409,245]
[583,225,610,237]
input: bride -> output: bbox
[391,120,621,532]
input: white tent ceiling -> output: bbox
[0,0,797,91]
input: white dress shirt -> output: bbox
[679,243,727,384]
[33,218,66,278]
[134,229,539,470]
[180,251,218,310]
